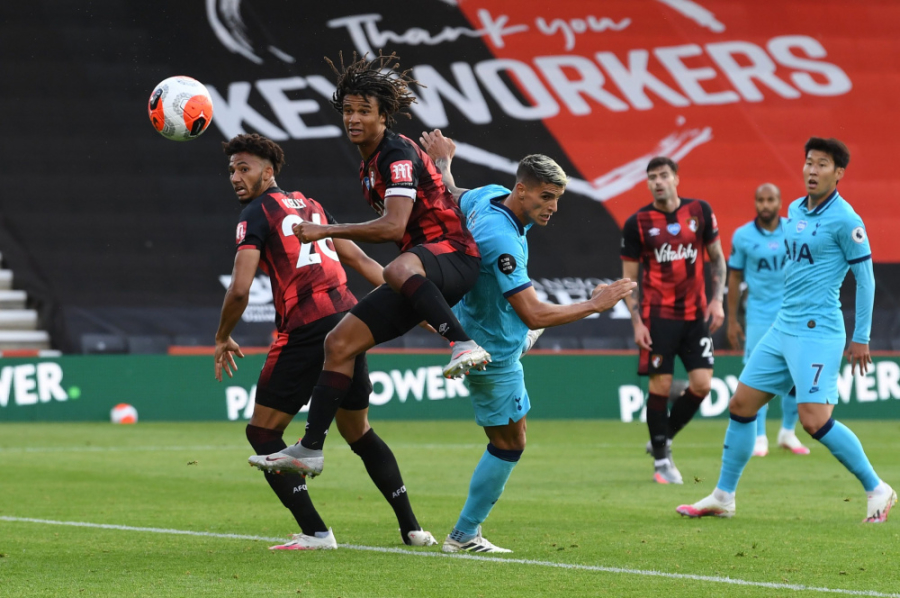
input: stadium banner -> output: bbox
[2,353,900,423]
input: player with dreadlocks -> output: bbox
[250,52,490,479]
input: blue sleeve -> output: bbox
[728,228,746,270]
[836,209,873,343]
[481,228,531,297]
[849,257,874,344]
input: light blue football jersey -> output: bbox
[728,218,786,326]
[773,190,873,341]
[453,184,533,367]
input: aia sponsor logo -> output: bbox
[390,160,413,183]
[236,221,247,244]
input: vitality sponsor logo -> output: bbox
[653,242,698,264]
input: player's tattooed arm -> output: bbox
[705,239,727,333]
[706,240,727,302]
[419,129,469,202]
[622,260,652,350]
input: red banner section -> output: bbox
[455,0,900,260]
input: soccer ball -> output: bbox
[110,403,138,424]
[148,76,214,141]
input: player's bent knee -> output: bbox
[323,328,359,363]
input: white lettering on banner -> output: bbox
[766,36,852,96]
[14,365,37,406]
[654,243,698,264]
[0,363,69,408]
[533,55,629,114]
[654,44,741,106]
[207,82,288,140]
[595,50,690,110]
[326,11,629,55]
[255,77,342,139]
[36,363,67,403]
[368,368,469,406]
[535,16,631,51]
[619,385,644,422]
[474,59,560,120]
[410,63,491,128]
[208,37,849,131]
[836,361,900,404]
[706,41,800,102]
[326,12,528,56]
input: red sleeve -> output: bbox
[236,200,269,251]
[620,213,642,261]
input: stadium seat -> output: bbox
[126,335,171,354]
[535,336,581,351]
[81,333,127,354]
[582,336,628,350]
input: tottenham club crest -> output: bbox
[498,253,517,275]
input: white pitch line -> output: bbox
[2,516,898,598]
[0,445,247,454]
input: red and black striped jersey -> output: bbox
[359,130,479,258]
[620,198,718,321]
[236,188,356,333]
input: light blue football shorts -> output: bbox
[465,360,530,427]
[739,327,844,404]
[742,321,773,364]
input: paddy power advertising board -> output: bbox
[3,353,900,423]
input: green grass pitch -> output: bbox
[1,419,898,597]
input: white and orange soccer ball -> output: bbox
[110,403,138,424]
[148,76,214,141]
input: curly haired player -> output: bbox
[217,133,437,548]
[250,53,489,478]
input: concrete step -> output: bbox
[0,269,11,290]
[0,330,50,350]
[0,290,26,309]
[0,309,38,330]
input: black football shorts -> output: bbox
[351,246,480,345]
[255,312,372,414]
[637,317,715,376]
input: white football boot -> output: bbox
[249,442,324,477]
[269,528,337,550]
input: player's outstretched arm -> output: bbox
[506,279,635,330]
[294,196,413,245]
[705,239,727,333]
[419,129,469,202]
[726,269,745,350]
[333,238,385,287]
[214,249,257,381]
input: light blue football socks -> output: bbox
[716,413,757,493]
[450,444,522,541]
[813,418,880,492]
